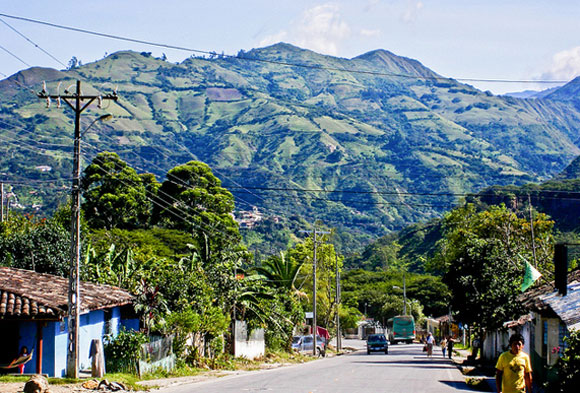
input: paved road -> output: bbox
[155,342,471,393]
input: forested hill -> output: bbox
[2,43,580,249]
[349,154,580,271]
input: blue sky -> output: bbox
[1,1,580,94]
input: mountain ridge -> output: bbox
[1,44,580,251]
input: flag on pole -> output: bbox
[521,260,542,292]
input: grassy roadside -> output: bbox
[0,350,318,391]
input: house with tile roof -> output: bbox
[0,267,138,377]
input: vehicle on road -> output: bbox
[292,335,326,357]
[291,335,302,351]
[387,315,416,344]
[366,333,389,354]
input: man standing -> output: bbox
[447,336,455,359]
[495,333,533,393]
[426,332,434,357]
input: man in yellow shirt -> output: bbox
[495,333,533,393]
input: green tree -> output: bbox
[151,161,240,262]
[433,203,554,350]
[0,214,70,276]
[287,232,343,334]
[255,251,304,293]
[81,152,157,229]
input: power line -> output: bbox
[0,12,570,85]
[0,16,67,68]
[225,184,580,201]
[0,43,31,67]
[4,115,579,212]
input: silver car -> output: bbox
[295,334,326,357]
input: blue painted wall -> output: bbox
[15,307,139,377]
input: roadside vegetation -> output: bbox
[2,150,580,387]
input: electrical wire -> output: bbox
[4,116,580,214]
[0,43,31,67]
[0,12,569,85]
[0,16,67,68]
[225,185,580,202]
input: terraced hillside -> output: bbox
[1,43,580,248]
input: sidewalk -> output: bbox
[450,347,495,392]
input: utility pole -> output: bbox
[335,253,341,351]
[0,182,4,222]
[403,271,407,315]
[300,227,330,356]
[528,194,538,267]
[38,80,117,378]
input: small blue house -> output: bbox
[0,267,138,377]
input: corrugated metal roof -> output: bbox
[0,267,134,320]
[519,269,580,330]
[539,281,580,330]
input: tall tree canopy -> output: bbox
[81,152,157,229]
[432,203,554,332]
[0,214,70,276]
[151,161,240,261]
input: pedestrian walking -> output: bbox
[440,337,447,358]
[426,332,434,357]
[447,336,455,359]
[495,333,532,393]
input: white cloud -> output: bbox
[295,3,351,56]
[540,46,580,81]
[364,0,381,12]
[360,28,381,37]
[254,3,351,56]
[401,0,424,24]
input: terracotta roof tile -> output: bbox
[0,267,134,320]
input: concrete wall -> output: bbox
[482,323,532,362]
[234,321,265,360]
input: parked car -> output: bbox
[367,333,389,354]
[292,335,326,357]
[291,335,303,351]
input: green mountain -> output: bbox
[351,154,580,271]
[2,43,580,250]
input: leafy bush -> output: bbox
[547,329,580,392]
[103,329,148,374]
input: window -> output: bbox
[103,309,113,335]
[542,320,548,357]
[558,323,568,355]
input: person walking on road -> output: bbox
[426,332,434,357]
[495,333,532,393]
[440,337,447,358]
[446,336,455,359]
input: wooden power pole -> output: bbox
[300,227,330,356]
[0,182,4,222]
[38,80,117,378]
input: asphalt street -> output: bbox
[154,342,471,393]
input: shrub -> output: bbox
[547,329,580,392]
[103,329,148,374]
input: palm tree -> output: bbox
[255,252,306,297]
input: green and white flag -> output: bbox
[521,260,542,292]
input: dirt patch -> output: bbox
[206,87,242,101]
[0,381,85,393]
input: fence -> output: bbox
[138,335,176,376]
